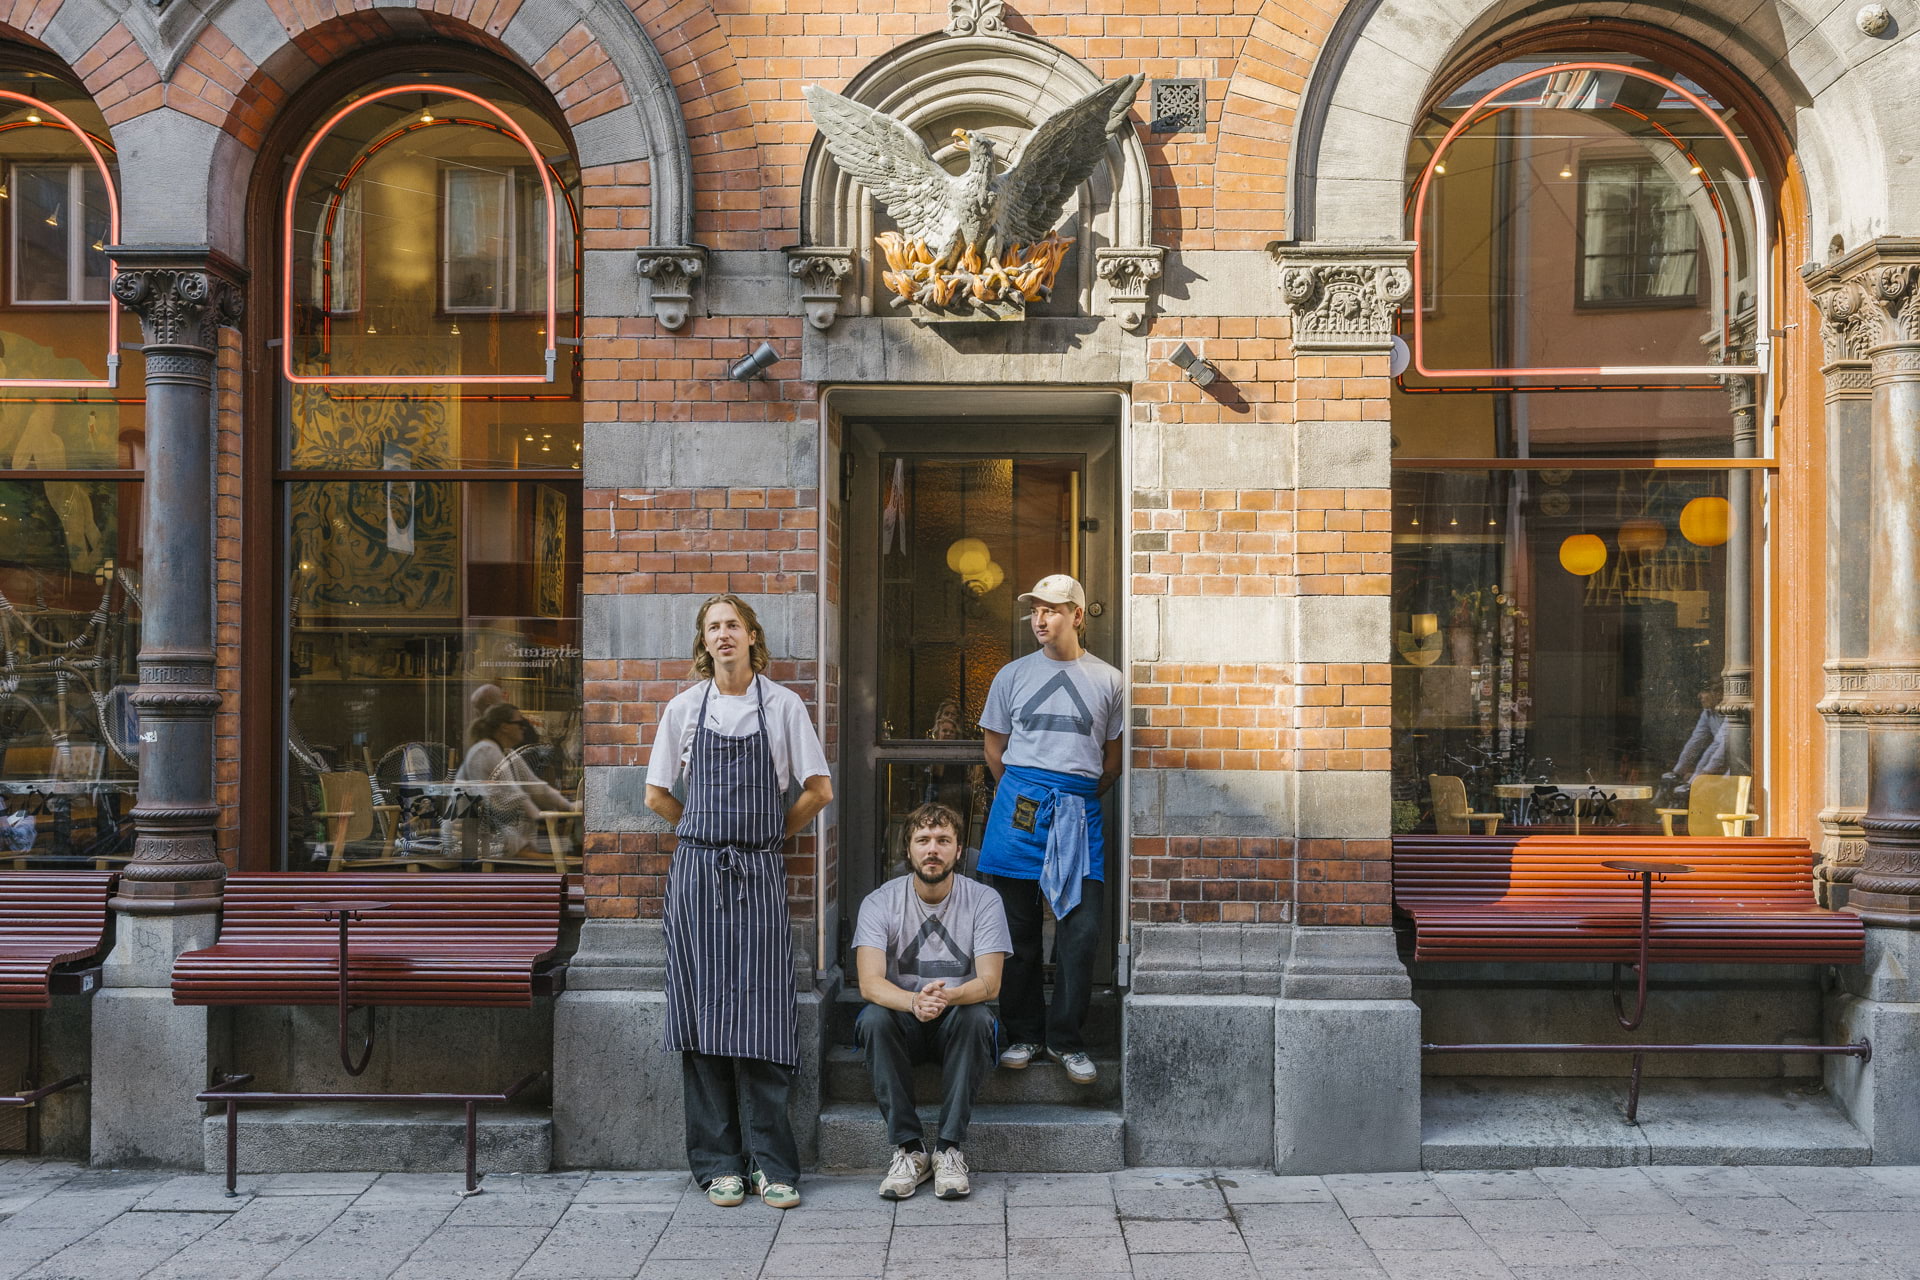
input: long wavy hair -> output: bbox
[690,593,772,679]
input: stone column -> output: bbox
[1805,264,1876,905]
[90,247,243,1169]
[1819,240,1920,1165]
[1269,242,1419,1174]
[1717,320,1759,774]
[109,249,244,909]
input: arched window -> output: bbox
[0,58,143,867]
[1391,52,1774,839]
[275,63,583,872]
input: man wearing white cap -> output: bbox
[976,574,1124,1085]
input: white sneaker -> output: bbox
[878,1146,931,1200]
[999,1041,1040,1069]
[934,1147,971,1200]
[1049,1048,1098,1084]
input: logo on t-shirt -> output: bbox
[897,915,968,981]
[1017,671,1094,736]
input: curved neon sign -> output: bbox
[280,83,560,385]
[0,90,121,390]
[1410,62,1770,382]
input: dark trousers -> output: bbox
[855,1001,997,1149]
[680,1051,800,1186]
[987,874,1104,1055]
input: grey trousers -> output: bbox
[681,1051,800,1186]
[855,1001,998,1150]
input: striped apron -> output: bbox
[662,677,798,1068]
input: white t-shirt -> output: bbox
[645,675,830,794]
[852,873,1012,994]
[979,650,1126,779]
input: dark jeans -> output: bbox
[680,1051,800,1186]
[987,874,1104,1055]
[855,1001,997,1149]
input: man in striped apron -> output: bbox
[646,594,833,1210]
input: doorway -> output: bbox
[842,417,1121,978]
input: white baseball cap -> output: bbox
[1017,574,1087,609]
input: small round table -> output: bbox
[293,900,392,1077]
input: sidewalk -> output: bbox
[2,1159,1918,1280]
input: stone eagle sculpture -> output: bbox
[802,74,1144,310]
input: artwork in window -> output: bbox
[442,166,515,313]
[10,163,110,305]
[1579,158,1700,306]
[289,479,460,619]
[534,484,566,619]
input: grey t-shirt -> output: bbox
[979,650,1126,779]
[852,873,1012,994]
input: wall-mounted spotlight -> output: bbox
[1167,342,1217,387]
[728,342,781,382]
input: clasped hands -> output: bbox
[911,979,951,1022]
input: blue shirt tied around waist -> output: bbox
[977,763,1102,917]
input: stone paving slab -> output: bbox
[1,1161,1918,1279]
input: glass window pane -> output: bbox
[877,456,1078,741]
[0,479,142,864]
[13,165,73,303]
[878,760,997,877]
[1390,468,1761,836]
[284,479,581,871]
[443,167,513,313]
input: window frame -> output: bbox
[1573,153,1704,311]
[7,160,110,308]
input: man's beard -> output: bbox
[913,861,954,886]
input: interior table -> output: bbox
[1493,782,1655,834]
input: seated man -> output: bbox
[853,802,1011,1202]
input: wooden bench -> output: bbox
[173,873,574,1193]
[1,872,116,1134]
[1392,836,1868,1119]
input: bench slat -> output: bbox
[0,872,118,1009]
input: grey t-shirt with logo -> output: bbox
[979,650,1126,779]
[852,873,1013,994]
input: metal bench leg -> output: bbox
[225,1099,239,1196]
[462,1101,481,1197]
[1625,1052,1646,1123]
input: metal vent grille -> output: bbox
[1149,79,1205,134]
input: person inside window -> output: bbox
[456,702,577,853]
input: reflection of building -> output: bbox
[2,0,1920,1176]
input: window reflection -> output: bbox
[0,479,140,866]
[284,480,580,871]
[1392,468,1760,836]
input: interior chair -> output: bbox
[1658,773,1758,837]
[313,771,410,872]
[475,746,581,874]
[1429,773,1502,835]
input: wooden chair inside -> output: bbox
[1,745,115,868]
[314,771,412,873]
[1429,773,1501,836]
[1657,774,1757,837]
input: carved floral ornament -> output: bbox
[1806,251,1920,366]
[110,268,244,352]
[1269,245,1416,352]
[634,248,708,331]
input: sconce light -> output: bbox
[945,537,1005,595]
[1410,612,1439,639]
[728,342,781,382]
[1679,495,1731,547]
[1168,342,1217,387]
[1558,533,1608,577]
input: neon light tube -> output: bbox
[1411,62,1770,382]
[280,84,560,386]
[0,91,121,390]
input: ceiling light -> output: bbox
[1559,164,1573,179]
[1433,162,1446,175]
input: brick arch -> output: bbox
[68,0,692,252]
[1270,0,1896,249]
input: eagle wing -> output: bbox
[992,74,1143,245]
[803,85,955,246]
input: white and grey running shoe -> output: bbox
[934,1147,971,1200]
[998,1041,1040,1069]
[878,1146,931,1200]
[1048,1048,1098,1085]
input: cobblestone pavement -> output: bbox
[3,1160,1919,1280]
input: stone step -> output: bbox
[1422,1076,1871,1169]
[822,1044,1122,1106]
[201,1103,551,1176]
[817,1102,1123,1173]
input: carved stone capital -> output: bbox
[1268,242,1415,352]
[943,0,1006,37]
[1807,240,1920,358]
[1095,246,1165,332]
[110,256,243,356]
[786,247,855,330]
[634,247,708,331]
